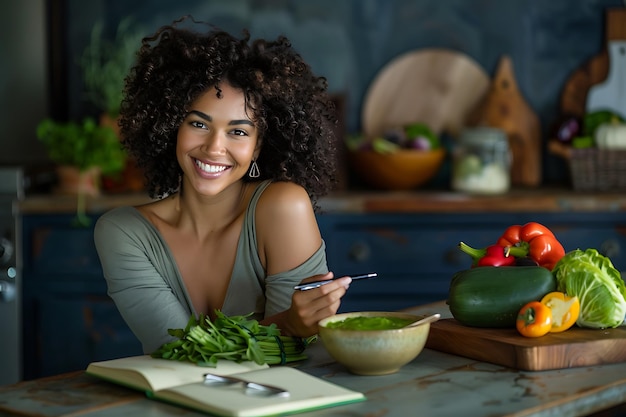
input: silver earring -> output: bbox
[248,159,260,178]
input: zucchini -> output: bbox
[447,266,557,328]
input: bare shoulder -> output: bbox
[256,181,314,218]
[255,181,321,273]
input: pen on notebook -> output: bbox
[293,273,378,291]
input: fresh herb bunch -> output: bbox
[151,311,317,367]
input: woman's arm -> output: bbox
[94,210,193,353]
[255,182,351,336]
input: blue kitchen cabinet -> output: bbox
[317,211,626,313]
[21,213,142,380]
[20,208,626,379]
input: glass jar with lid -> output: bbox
[451,127,511,194]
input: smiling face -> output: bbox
[176,82,260,197]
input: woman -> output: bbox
[94,19,351,354]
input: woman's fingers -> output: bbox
[291,278,350,331]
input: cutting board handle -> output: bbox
[606,8,626,41]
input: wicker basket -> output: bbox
[567,148,626,191]
[549,141,626,191]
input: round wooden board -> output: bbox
[361,48,490,138]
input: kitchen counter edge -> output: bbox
[17,188,626,215]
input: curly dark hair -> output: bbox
[118,18,339,206]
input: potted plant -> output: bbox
[79,17,145,192]
[36,117,126,226]
[80,17,143,122]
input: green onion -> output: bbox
[151,311,317,367]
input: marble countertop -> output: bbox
[1,301,625,417]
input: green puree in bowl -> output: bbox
[326,316,414,330]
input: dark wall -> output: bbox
[53,0,625,184]
[0,0,49,166]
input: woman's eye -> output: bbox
[231,128,247,137]
[190,120,207,129]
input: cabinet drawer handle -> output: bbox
[0,281,16,302]
[600,238,621,259]
[444,246,467,266]
[348,241,371,262]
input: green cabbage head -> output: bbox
[553,248,626,329]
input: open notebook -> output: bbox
[86,355,365,417]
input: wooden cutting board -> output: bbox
[585,8,626,117]
[560,53,609,117]
[425,318,626,371]
[361,49,490,138]
[467,56,542,187]
[561,8,626,117]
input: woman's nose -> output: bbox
[202,131,226,153]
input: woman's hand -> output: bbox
[284,272,351,337]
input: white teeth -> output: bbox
[195,159,228,173]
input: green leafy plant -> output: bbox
[80,17,143,118]
[36,117,126,174]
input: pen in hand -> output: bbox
[293,273,378,291]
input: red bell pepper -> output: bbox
[496,222,565,270]
[458,242,524,267]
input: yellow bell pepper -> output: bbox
[540,291,580,333]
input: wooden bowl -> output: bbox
[348,148,445,190]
